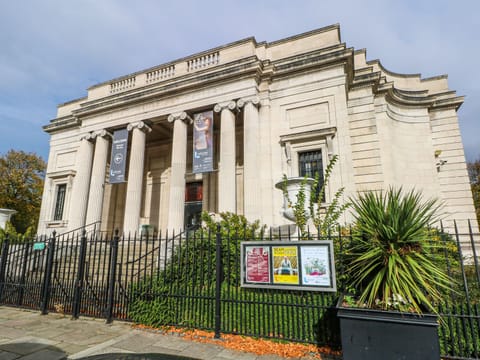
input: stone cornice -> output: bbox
[46,169,76,179]
[279,126,337,144]
[47,45,355,125]
[430,95,464,111]
[70,57,261,119]
[271,45,354,83]
[350,71,382,91]
[43,115,81,134]
[378,85,463,111]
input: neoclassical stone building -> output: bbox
[38,24,477,237]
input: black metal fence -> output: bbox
[0,220,479,359]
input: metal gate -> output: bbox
[0,231,118,321]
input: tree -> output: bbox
[0,150,46,235]
[467,159,480,223]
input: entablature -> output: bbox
[43,115,81,134]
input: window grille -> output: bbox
[299,150,324,201]
[54,184,66,221]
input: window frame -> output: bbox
[45,170,75,228]
[53,183,67,221]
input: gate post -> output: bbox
[0,236,10,301]
[214,224,222,339]
[105,230,119,324]
[72,230,88,319]
[41,231,56,315]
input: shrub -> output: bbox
[345,187,454,313]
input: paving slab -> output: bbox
[0,307,333,360]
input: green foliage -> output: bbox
[310,156,350,236]
[281,155,350,238]
[0,150,45,233]
[281,174,309,236]
[129,212,340,344]
[467,159,480,223]
[438,302,480,358]
[0,221,35,243]
[130,212,268,324]
[345,187,455,314]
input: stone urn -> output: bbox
[275,177,315,222]
[0,208,17,230]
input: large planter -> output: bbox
[275,177,315,222]
[337,298,440,360]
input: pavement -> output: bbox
[0,307,336,360]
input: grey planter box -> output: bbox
[337,299,440,360]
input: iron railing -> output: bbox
[0,220,479,359]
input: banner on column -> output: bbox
[192,111,214,173]
[109,128,128,184]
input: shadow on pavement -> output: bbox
[80,354,199,360]
[0,341,197,360]
[0,341,200,360]
[0,341,67,359]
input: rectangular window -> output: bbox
[184,182,203,230]
[299,150,324,201]
[53,184,67,221]
[185,182,203,202]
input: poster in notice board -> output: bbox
[240,241,336,292]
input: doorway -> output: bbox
[184,182,203,230]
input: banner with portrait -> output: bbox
[192,111,214,173]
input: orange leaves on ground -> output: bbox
[132,324,340,359]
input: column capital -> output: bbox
[236,96,260,109]
[127,121,152,132]
[214,100,237,113]
[167,111,193,124]
[91,129,113,139]
[80,132,95,142]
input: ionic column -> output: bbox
[167,112,190,232]
[214,101,237,213]
[259,98,274,225]
[123,121,151,236]
[85,130,112,228]
[237,97,260,221]
[69,133,94,232]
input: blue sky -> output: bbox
[1,0,478,162]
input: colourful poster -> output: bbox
[192,111,214,173]
[245,246,270,283]
[300,246,331,286]
[272,246,299,285]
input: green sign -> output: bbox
[33,242,45,251]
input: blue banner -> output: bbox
[109,129,128,183]
[193,111,214,173]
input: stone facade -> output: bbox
[38,24,477,241]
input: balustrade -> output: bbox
[187,51,220,71]
[110,76,136,93]
[146,65,175,83]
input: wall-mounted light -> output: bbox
[434,150,447,171]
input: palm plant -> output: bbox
[346,187,453,313]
